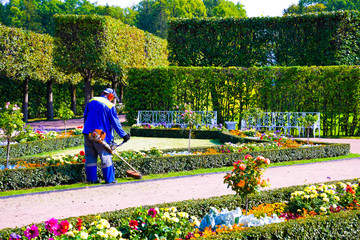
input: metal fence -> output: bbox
[137,110,217,128]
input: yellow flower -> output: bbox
[96,224,104,230]
[170,207,177,212]
[323,197,329,202]
[320,206,326,212]
[334,196,340,201]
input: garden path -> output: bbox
[1,118,360,230]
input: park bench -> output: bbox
[136,110,217,128]
[240,112,321,137]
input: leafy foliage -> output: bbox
[125,65,360,136]
[168,11,360,67]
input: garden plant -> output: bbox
[0,102,25,168]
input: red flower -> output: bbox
[79,151,85,156]
[346,185,356,194]
[76,218,83,231]
[77,126,83,129]
[82,159,86,163]
[244,154,252,160]
[129,220,138,230]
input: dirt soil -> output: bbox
[1,122,360,230]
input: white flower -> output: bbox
[323,197,329,202]
[80,232,88,239]
[320,206,326,212]
[171,217,179,223]
[99,219,110,228]
[170,207,177,212]
[106,227,120,237]
[97,231,108,238]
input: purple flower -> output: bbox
[24,225,39,240]
[327,176,331,180]
[148,208,157,218]
[9,233,22,240]
[45,218,59,233]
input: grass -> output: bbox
[25,137,223,157]
[1,153,359,198]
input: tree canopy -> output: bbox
[0,0,247,38]
[283,0,360,15]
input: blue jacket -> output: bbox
[83,96,126,143]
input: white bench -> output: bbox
[136,110,217,128]
[241,112,321,137]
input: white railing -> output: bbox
[137,110,217,128]
[241,112,321,137]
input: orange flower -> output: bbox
[237,180,245,187]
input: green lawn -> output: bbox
[27,136,223,157]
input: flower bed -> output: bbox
[1,178,360,239]
[0,139,350,191]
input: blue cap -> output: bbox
[103,88,119,101]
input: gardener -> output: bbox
[82,88,130,184]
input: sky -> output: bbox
[90,0,300,17]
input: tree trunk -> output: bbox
[245,196,248,215]
[70,84,76,115]
[22,77,29,122]
[188,125,191,152]
[84,70,92,106]
[111,75,118,104]
[46,78,54,120]
[6,137,10,168]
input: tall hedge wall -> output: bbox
[125,65,360,136]
[168,11,360,67]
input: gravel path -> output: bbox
[1,119,360,230]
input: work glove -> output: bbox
[122,133,131,143]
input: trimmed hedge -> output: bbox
[168,11,360,67]
[0,139,349,191]
[0,135,84,158]
[1,178,359,238]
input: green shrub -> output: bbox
[0,135,84,158]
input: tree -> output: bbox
[0,102,25,168]
[135,0,207,38]
[283,0,360,15]
[204,0,246,18]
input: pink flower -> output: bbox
[244,154,252,159]
[24,225,39,239]
[148,208,157,218]
[45,218,59,233]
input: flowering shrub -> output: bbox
[46,150,86,165]
[0,151,86,171]
[224,155,270,213]
[9,207,199,240]
[119,206,199,239]
[219,142,280,153]
[286,180,360,216]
